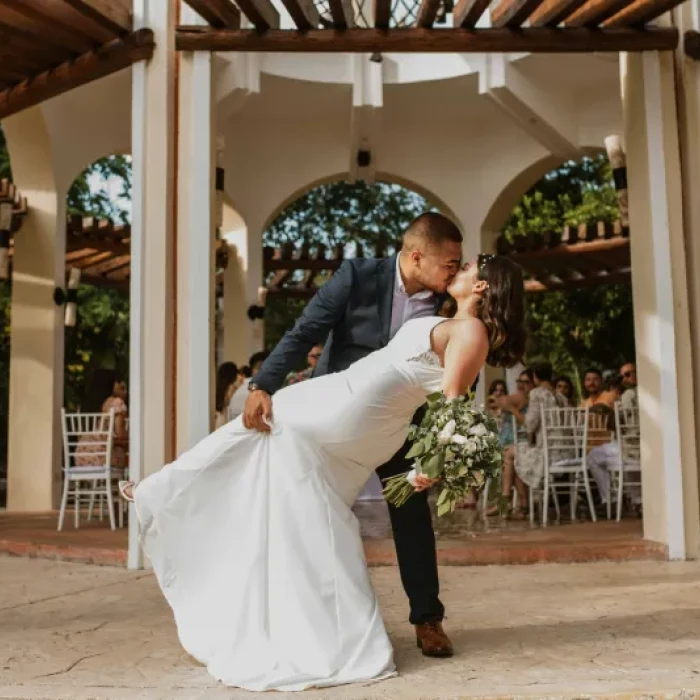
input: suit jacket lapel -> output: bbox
[377,255,396,346]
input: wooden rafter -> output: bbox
[415,0,443,28]
[176,26,679,52]
[453,0,491,28]
[2,0,128,44]
[327,0,356,28]
[565,0,632,26]
[280,0,320,30]
[183,0,241,28]
[234,0,280,30]
[602,0,682,26]
[62,0,132,37]
[528,0,591,25]
[686,30,700,60]
[0,28,154,120]
[0,2,97,54]
[491,0,548,26]
[374,0,393,29]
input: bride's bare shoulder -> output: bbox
[447,317,488,343]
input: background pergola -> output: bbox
[261,220,630,298]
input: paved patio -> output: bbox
[0,504,666,568]
[2,556,700,699]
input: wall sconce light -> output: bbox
[357,149,371,168]
[604,135,628,227]
[54,267,81,327]
[216,167,224,230]
[0,201,12,281]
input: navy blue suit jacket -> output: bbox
[254,255,445,395]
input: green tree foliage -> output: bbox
[66,155,132,224]
[265,180,433,253]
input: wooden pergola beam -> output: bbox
[280,0,320,30]
[491,0,548,27]
[0,2,96,54]
[374,0,393,29]
[0,27,155,121]
[327,0,356,28]
[416,0,443,28]
[63,0,132,37]
[565,0,632,26]
[7,0,128,44]
[602,0,684,27]
[453,0,491,28]
[183,0,241,28]
[528,0,590,25]
[685,30,700,61]
[175,26,679,52]
[234,0,280,30]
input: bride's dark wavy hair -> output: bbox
[440,254,526,368]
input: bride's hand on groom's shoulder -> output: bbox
[243,390,273,432]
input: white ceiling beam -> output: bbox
[348,54,383,183]
[479,55,580,159]
[215,53,260,123]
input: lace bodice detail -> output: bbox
[407,349,443,368]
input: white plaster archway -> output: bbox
[2,107,65,511]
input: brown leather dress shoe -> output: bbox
[414,621,454,658]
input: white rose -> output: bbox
[437,419,457,445]
[450,434,469,446]
[469,423,488,437]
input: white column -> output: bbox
[128,0,177,569]
[621,50,698,559]
[222,242,250,365]
[176,10,215,453]
[3,108,65,511]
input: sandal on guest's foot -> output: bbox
[118,480,136,502]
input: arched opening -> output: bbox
[62,156,132,413]
[487,152,639,528]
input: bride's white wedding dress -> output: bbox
[135,316,446,691]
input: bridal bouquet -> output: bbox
[383,393,503,516]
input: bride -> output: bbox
[120,253,525,692]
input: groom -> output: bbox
[244,212,463,657]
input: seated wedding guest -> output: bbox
[603,370,623,404]
[587,361,640,513]
[581,368,616,409]
[555,375,576,407]
[486,369,533,517]
[487,378,508,426]
[75,368,128,468]
[228,351,269,420]
[214,362,241,430]
[284,344,324,386]
[508,362,567,518]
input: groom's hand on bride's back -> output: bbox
[243,390,273,432]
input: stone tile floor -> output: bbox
[2,556,700,699]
